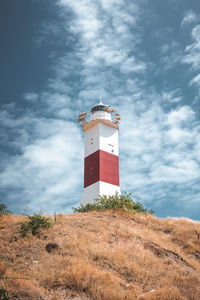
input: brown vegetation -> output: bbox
[0,211,200,299]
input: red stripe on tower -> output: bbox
[84,150,119,188]
[100,150,119,186]
[84,150,100,188]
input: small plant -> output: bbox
[0,289,11,300]
[0,204,12,216]
[19,214,52,237]
[73,192,153,214]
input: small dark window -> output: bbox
[108,143,114,153]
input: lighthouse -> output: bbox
[78,101,121,205]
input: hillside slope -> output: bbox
[0,211,200,299]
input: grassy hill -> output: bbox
[0,211,200,299]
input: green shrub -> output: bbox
[0,204,12,216]
[73,193,153,214]
[0,289,11,300]
[19,214,52,237]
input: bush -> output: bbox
[19,214,52,237]
[73,193,153,214]
[0,289,11,300]
[0,204,12,216]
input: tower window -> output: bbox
[91,138,93,145]
[108,143,114,153]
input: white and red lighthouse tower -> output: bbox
[78,102,121,205]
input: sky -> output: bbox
[0,0,200,219]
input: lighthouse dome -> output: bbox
[90,103,112,121]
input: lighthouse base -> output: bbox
[81,181,121,206]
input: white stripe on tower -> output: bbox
[80,103,120,205]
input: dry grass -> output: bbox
[0,212,200,299]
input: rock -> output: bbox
[163,229,172,234]
[10,236,18,242]
[45,242,59,253]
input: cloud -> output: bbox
[182,24,200,72]
[119,89,200,216]
[167,105,195,125]
[58,0,144,76]
[24,92,39,102]
[0,105,83,214]
[191,24,200,43]
[162,89,182,104]
[159,42,182,71]
[182,23,200,98]
[189,73,200,87]
[181,10,197,27]
[180,22,200,110]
